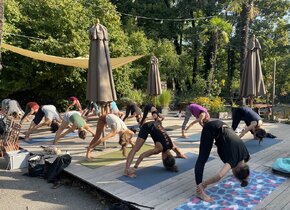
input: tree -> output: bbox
[0,0,3,74]
[201,16,232,96]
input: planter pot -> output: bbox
[161,107,169,115]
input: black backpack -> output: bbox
[27,155,48,177]
[46,154,72,183]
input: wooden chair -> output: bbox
[0,112,21,157]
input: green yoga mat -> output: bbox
[79,144,154,169]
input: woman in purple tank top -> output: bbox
[181,103,210,138]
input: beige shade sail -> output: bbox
[1,43,143,69]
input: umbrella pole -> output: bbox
[271,59,276,121]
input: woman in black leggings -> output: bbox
[122,102,142,123]
[123,118,186,178]
[195,120,250,202]
[139,103,164,126]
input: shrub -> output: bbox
[192,96,225,115]
[124,89,144,106]
[158,90,172,107]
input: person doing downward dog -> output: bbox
[139,103,164,126]
[66,96,82,112]
[1,98,11,112]
[231,106,268,139]
[195,120,250,202]
[82,101,101,120]
[86,114,135,160]
[24,105,62,141]
[122,102,142,123]
[110,101,124,118]
[123,112,186,178]
[20,102,40,124]
[53,111,95,145]
[3,99,25,119]
[181,103,210,138]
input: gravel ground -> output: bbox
[0,158,136,210]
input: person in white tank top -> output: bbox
[86,114,135,160]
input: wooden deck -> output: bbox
[18,113,290,210]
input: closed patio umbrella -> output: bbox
[147,56,162,106]
[87,19,117,107]
[240,35,266,107]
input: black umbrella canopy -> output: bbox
[240,35,266,99]
[87,19,117,104]
[147,55,162,96]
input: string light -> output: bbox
[118,12,213,22]
[3,32,69,45]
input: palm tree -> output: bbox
[227,0,255,81]
[0,0,4,74]
[202,16,232,96]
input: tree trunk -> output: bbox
[207,32,218,95]
[191,14,198,83]
[0,0,4,74]
[239,2,252,81]
[227,38,235,97]
[163,0,171,8]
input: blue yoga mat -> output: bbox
[118,153,214,190]
[175,133,201,142]
[245,138,282,155]
[175,170,286,210]
[25,132,78,144]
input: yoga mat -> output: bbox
[175,133,201,142]
[175,170,286,210]
[245,138,282,155]
[127,125,140,133]
[24,132,78,144]
[165,125,182,131]
[118,153,214,190]
[80,144,154,169]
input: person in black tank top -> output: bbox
[195,120,250,202]
[123,120,186,178]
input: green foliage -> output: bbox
[153,40,180,81]
[124,89,144,106]
[157,90,172,107]
[1,0,290,110]
[128,31,154,55]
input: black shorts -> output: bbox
[33,108,45,125]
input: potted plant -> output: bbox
[158,90,172,114]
